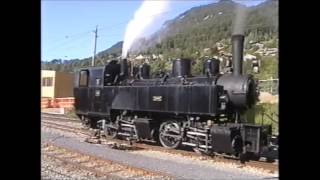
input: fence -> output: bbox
[256,78,279,135]
[41,97,74,109]
[261,112,278,135]
[41,97,51,109]
[258,78,279,95]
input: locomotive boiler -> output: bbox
[74,34,278,161]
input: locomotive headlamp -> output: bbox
[219,94,228,110]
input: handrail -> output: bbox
[258,79,279,82]
[258,79,279,95]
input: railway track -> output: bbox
[41,113,278,173]
[41,113,81,123]
[41,166,74,179]
[42,120,92,136]
[42,120,82,130]
[100,136,278,173]
[42,143,174,179]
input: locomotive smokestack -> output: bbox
[232,34,244,76]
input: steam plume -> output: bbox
[122,0,170,58]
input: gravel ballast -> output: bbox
[41,130,278,180]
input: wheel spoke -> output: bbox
[159,121,182,149]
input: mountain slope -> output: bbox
[42,0,278,77]
[97,41,123,58]
[135,0,278,57]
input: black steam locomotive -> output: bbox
[74,35,278,161]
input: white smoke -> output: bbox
[122,0,170,58]
[232,4,248,35]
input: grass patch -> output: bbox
[255,103,278,134]
[65,108,78,119]
[245,103,278,135]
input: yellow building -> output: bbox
[41,70,74,98]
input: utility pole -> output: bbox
[92,25,98,66]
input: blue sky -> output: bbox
[41,0,266,61]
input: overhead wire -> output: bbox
[44,9,180,58]
[44,1,275,60]
[45,30,93,49]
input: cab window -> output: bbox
[79,70,89,87]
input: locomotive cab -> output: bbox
[74,67,104,116]
[74,62,120,126]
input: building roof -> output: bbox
[135,54,145,60]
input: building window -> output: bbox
[42,77,53,86]
[79,70,89,87]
